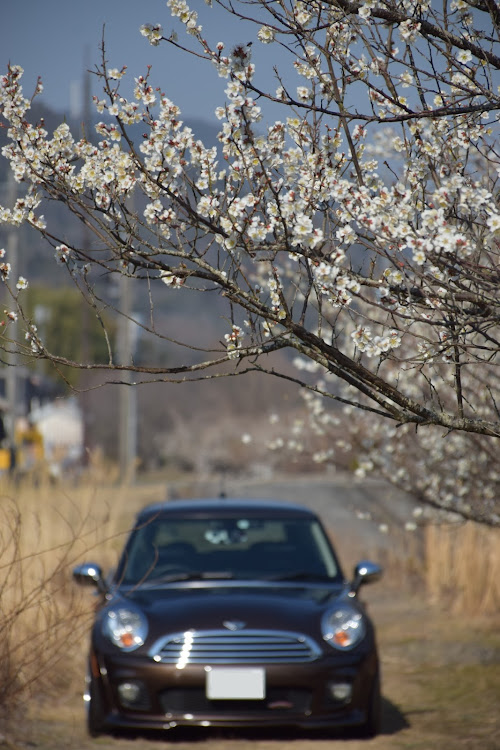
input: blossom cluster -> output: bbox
[224,324,243,359]
[0,0,499,483]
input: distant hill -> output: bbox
[0,99,221,283]
[0,98,233,377]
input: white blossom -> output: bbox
[140,23,163,46]
[16,276,28,290]
[258,26,276,44]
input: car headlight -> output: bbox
[321,604,366,650]
[103,605,148,651]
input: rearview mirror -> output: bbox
[73,562,106,592]
[349,560,383,595]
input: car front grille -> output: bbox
[149,629,321,665]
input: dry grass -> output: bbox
[425,521,500,615]
[0,475,162,733]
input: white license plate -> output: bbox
[206,667,265,700]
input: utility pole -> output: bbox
[79,60,92,466]
[5,170,19,446]
[116,179,137,483]
[117,268,137,483]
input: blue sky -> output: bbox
[1,0,279,123]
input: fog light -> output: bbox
[118,681,143,706]
[329,682,352,702]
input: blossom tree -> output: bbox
[1,0,500,522]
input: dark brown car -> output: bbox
[73,498,382,738]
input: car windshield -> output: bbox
[116,514,342,586]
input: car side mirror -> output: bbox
[349,560,383,596]
[73,562,107,593]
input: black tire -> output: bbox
[359,671,382,739]
[86,673,107,738]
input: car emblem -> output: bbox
[223,620,246,631]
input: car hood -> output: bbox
[113,582,348,634]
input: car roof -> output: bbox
[136,498,320,523]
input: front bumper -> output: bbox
[90,648,378,733]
